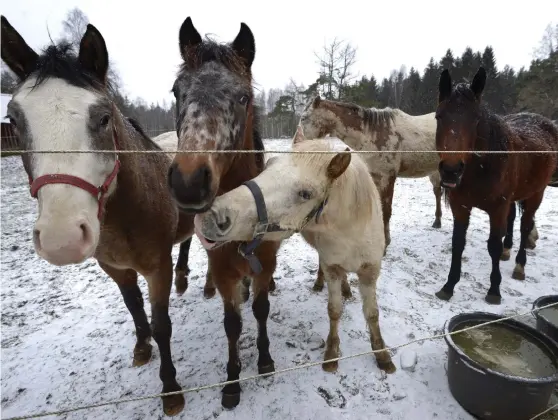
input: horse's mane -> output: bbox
[26,43,114,95]
[252,105,265,171]
[180,36,247,75]
[292,139,376,224]
[125,117,163,151]
[326,99,395,130]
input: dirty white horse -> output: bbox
[299,95,443,249]
[193,127,395,374]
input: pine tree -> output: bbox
[418,58,441,114]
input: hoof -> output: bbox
[132,342,153,367]
[269,278,276,292]
[174,274,188,296]
[500,249,511,261]
[485,294,502,305]
[162,393,185,416]
[432,219,441,229]
[312,282,324,292]
[322,360,338,372]
[512,269,525,281]
[241,289,250,303]
[378,360,396,374]
[203,287,216,299]
[258,363,275,375]
[435,289,453,301]
[222,392,241,410]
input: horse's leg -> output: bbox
[526,217,538,249]
[252,260,277,375]
[512,191,544,281]
[313,263,325,292]
[429,172,442,229]
[99,263,152,366]
[145,255,184,415]
[372,173,395,255]
[174,238,191,295]
[313,257,352,298]
[501,202,516,261]
[203,259,216,299]
[357,261,395,373]
[435,204,471,301]
[485,204,509,305]
[213,269,244,409]
[322,264,346,372]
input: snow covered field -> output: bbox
[2,138,557,420]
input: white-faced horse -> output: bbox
[1,16,193,415]
[193,127,396,374]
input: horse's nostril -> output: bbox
[217,216,231,232]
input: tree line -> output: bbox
[261,23,558,137]
[2,9,556,139]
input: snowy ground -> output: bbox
[2,138,558,420]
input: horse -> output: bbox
[1,17,193,415]
[435,66,558,305]
[165,17,281,409]
[299,95,444,247]
[193,126,396,375]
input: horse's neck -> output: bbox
[219,144,261,194]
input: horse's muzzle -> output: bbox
[167,162,215,213]
[438,160,465,189]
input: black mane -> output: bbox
[180,36,246,75]
[126,117,162,151]
[27,42,112,93]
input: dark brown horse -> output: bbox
[1,16,193,415]
[434,66,558,304]
[166,17,281,409]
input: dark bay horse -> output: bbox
[166,17,281,409]
[435,66,558,304]
[1,17,193,415]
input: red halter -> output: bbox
[28,122,121,220]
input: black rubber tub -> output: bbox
[444,312,558,420]
[532,295,558,344]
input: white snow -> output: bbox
[399,350,418,373]
[2,138,558,420]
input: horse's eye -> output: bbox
[239,95,250,106]
[100,114,110,126]
[7,116,16,128]
[298,190,312,200]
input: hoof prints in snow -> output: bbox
[2,138,558,420]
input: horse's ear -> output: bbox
[313,94,322,108]
[471,67,486,100]
[438,69,452,103]
[232,22,255,68]
[179,17,202,60]
[79,24,109,84]
[327,147,351,180]
[1,15,38,80]
[293,125,305,143]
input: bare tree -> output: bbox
[314,38,358,100]
[60,7,89,46]
[533,23,558,60]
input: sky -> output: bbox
[1,0,557,107]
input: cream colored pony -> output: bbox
[193,127,395,374]
[299,95,443,249]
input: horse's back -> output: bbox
[504,112,558,151]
